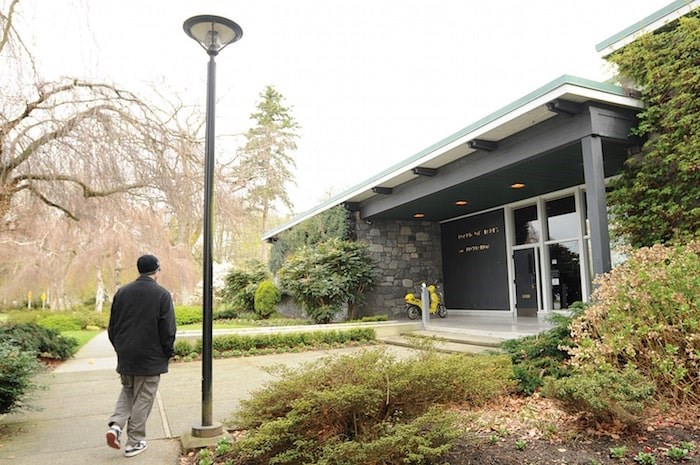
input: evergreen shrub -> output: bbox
[0,323,77,359]
[220,261,269,313]
[9,307,109,329]
[225,350,513,465]
[502,304,584,395]
[173,339,193,358]
[278,239,375,323]
[543,364,655,427]
[36,313,82,332]
[175,306,202,325]
[0,341,41,414]
[253,279,280,319]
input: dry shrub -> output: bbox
[567,241,700,405]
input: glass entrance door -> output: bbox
[514,248,539,316]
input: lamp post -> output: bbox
[183,14,243,438]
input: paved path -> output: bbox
[0,331,414,464]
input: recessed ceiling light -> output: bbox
[413,213,425,218]
[455,200,468,206]
[511,183,526,189]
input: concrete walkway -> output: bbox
[0,331,415,465]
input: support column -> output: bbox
[581,135,612,276]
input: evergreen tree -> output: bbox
[240,86,300,260]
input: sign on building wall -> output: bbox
[440,209,509,310]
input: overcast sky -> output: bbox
[16,0,670,213]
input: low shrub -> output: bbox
[225,350,513,465]
[173,339,194,357]
[544,364,655,427]
[0,340,41,414]
[175,306,202,325]
[253,280,280,319]
[9,307,109,329]
[214,308,239,320]
[36,313,83,332]
[7,309,42,324]
[502,304,584,395]
[357,314,389,322]
[0,323,77,359]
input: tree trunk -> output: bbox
[95,266,105,313]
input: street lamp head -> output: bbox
[183,15,243,56]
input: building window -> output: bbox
[548,241,582,309]
[546,196,577,240]
[514,205,540,245]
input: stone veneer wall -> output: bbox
[353,212,443,318]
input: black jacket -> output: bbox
[108,275,177,375]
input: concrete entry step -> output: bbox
[410,330,506,347]
[378,330,507,355]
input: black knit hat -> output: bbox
[137,254,160,275]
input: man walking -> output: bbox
[106,254,177,457]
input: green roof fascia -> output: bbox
[263,74,634,240]
[595,0,698,53]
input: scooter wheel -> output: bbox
[437,304,447,318]
[406,304,420,320]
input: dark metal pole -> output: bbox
[201,51,217,428]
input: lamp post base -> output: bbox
[181,423,226,453]
[191,422,224,438]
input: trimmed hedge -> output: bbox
[173,328,376,359]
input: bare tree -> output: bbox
[0,78,173,223]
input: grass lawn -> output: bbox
[62,329,101,349]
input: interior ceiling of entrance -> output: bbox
[367,139,630,222]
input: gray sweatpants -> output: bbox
[108,374,160,447]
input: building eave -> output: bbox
[596,0,700,57]
[262,74,641,241]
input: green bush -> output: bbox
[175,306,202,325]
[278,239,375,323]
[0,323,77,359]
[502,304,584,395]
[219,261,269,313]
[567,242,700,405]
[225,350,512,465]
[544,364,655,427]
[8,307,110,329]
[0,341,41,414]
[36,313,83,332]
[7,309,41,324]
[173,339,194,357]
[253,280,280,319]
[214,308,239,320]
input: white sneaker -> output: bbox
[106,424,122,449]
[124,440,148,457]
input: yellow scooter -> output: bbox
[404,283,447,320]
